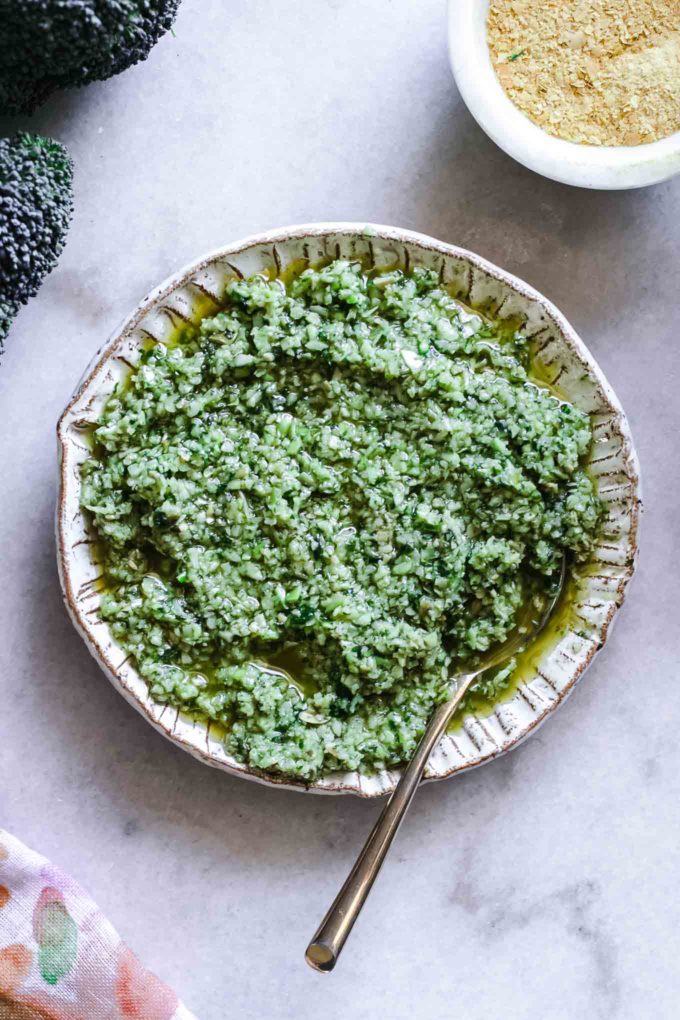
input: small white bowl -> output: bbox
[57,223,640,796]
[448,0,680,189]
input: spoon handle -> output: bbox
[305,672,477,973]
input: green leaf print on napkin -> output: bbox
[32,889,77,985]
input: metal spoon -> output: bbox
[305,558,566,973]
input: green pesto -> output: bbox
[81,261,603,780]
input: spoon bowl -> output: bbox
[57,223,640,796]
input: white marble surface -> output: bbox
[1,2,679,1017]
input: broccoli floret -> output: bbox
[0,1,181,114]
[0,133,74,350]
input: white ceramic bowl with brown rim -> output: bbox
[448,0,680,189]
[57,223,641,797]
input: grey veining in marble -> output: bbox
[1,2,679,1018]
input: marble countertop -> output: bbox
[1,2,679,1017]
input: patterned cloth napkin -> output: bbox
[0,829,196,1020]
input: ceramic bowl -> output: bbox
[448,0,680,189]
[57,223,641,796]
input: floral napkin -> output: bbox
[0,829,196,1020]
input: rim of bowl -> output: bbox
[57,222,641,797]
[448,0,680,190]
